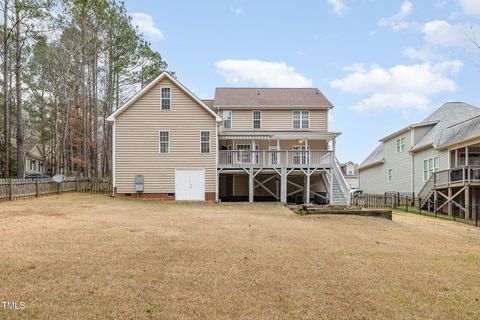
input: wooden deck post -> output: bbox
[448,187,452,216]
[248,167,254,203]
[465,186,470,220]
[304,169,311,204]
[280,168,287,203]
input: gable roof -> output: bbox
[411,102,480,151]
[437,114,480,149]
[358,144,384,170]
[213,88,334,108]
[107,72,222,122]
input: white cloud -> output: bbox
[215,59,313,87]
[330,61,462,112]
[378,0,414,31]
[129,13,164,40]
[327,0,347,16]
[230,6,244,15]
[422,20,480,48]
[458,0,480,18]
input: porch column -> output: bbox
[329,138,336,204]
[280,168,287,203]
[455,149,458,167]
[216,171,219,202]
[466,146,469,166]
[249,167,254,203]
[472,189,477,221]
[304,169,311,204]
[448,187,453,216]
[465,186,470,220]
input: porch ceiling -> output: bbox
[219,131,340,141]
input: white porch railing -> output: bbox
[218,150,333,168]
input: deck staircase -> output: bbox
[325,160,350,205]
[418,175,435,209]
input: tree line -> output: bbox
[0,0,169,178]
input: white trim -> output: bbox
[292,110,310,129]
[159,130,171,154]
[223,110,233,129]
[252,110,261,129]
[106,72,222,122]
[200,130,211,154]
[112,122,116,196]
[160,85,171,111]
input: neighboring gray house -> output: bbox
[358,102,480,195]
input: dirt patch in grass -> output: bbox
[1,194,480,319]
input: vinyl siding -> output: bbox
[115,77,217,194]
[220,109,328,131]
[359,132,413,194]
[412,148,448,194]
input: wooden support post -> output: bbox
[75,177,79,192]
[448,187,452,216]
[434,190,438,215]
[305,169,310,204]
[280,168,287,203]
[465,186,470,220]
[36,180,39,198]
[249,167,254,203]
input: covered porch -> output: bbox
[216,131,348,204]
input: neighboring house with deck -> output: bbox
[107,72,350,204]
[358,102,480,220]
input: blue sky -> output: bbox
[124,0,480,163]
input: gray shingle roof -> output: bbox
[438,114,480,148]
[359,144,384,169]
[412,102,480,150]
[213,88,334,108]
[360,102,480,169]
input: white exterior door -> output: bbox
[175,169,205,201]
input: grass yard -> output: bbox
[1,194,480,319]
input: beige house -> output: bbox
[108,72,350,204]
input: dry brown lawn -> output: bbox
[0,194,480,319]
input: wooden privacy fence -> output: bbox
[0,177,112,202]
[351,194,397,209]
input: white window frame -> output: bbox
[292,110,310,129]
[160,86,171,110]
[252,110,261,129]
[396,137,406,153]
[223,110,232,129]
[388,169,393,182]
[159,130,170,154]
[423,157,439,181]
[200,131,210,154]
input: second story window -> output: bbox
[253,110,261,129]
[223,110,232,129]
[396,137,406,153]
[159,131,170,153]
[293,110,309,129]
[161,87,171,110]
[200,131,210,153]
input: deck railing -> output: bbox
[433,166,480,187]
[218,150,333,168]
